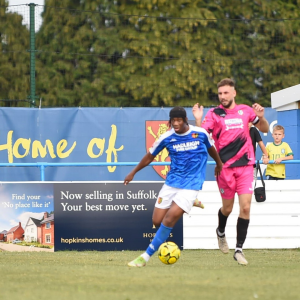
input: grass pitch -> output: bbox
[1,249,300,300]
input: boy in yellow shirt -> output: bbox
[263,125,293,180]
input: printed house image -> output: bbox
[40,212,54,246]
[0,230,7,242]
[6,222,24,242]
[24,217,42,243]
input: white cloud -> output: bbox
[8,0,44,5]
[9,219,18,226]
[7,0,45,31]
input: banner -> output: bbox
[0,182,183,251]
[0,183,54,244]
[0,107,278,181]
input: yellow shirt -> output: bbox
[265,142,293,178]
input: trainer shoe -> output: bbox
[128,256,146,267]
[216,229,229,254]
[193,198,204,209]
[234,250,248,266]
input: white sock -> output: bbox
[235,247,243,253]
[141,252,151,262]
[217,229,225,237]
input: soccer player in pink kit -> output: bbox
[192,78,269,265]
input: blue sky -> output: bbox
[0,183,53,232]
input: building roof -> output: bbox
[7,224,20,234]
[30,217,42,227]
[0,230,7,234]
[40,214,54,224]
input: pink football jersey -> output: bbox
[202,104,259,168]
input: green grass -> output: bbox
[1,249,300,300]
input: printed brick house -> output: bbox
[40,212,54,246]
[24,217,42,243]
[6,222,24,242]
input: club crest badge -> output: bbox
[146,121,171,179]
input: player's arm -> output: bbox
[208,146,223,177]
[124,152,155,185]
[192,103,204,127]
[257,141,268,159]
[252,103,269,133]
[255,116,269,133]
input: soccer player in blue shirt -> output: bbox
[124,106,223,267]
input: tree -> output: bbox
[0,0,30,107]
[36,0,95,107]
[204,0,300,106]
[3,0,300,107]
[36,0,130,107]
[105,0,228,107]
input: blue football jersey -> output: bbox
[150,125,214,190]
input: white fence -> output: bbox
[184,180,300,249]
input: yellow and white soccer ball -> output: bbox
[158,241,181,265]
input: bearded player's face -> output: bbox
[171,117,188,134]
[218,85,236,109]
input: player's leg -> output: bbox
[216,168,236,254]
[128,184,176,267]
[161,201,185,227]
[128,186,197,267]
[193,198,205,209]
[128,203,185,267]
[216,198,234,254]
[234,165,253,265]
[151,184,176,227]
[233,193,251,265]
[152,207,168,228]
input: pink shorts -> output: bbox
[216,165,254,199]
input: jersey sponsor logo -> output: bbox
[224,118,244,130]
[172,141,200,152]
[146,121,170,179]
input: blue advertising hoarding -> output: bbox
[0,107,280,181]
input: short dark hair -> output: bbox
[169,106,187,119]
[169,106,188,125]
[217,78,235,89]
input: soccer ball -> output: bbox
[158,241,181,265]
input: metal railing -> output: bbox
[0,160,298,181]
